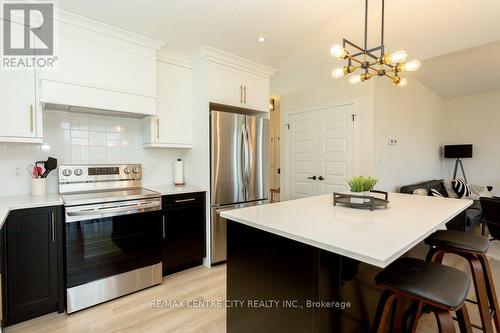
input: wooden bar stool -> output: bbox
[425,230,500,333]
[373,257,472,333]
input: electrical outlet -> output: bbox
[387,138,398,145]
[14,167,24,178]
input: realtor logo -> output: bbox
[3,2,54,55]
[1,1,57,69]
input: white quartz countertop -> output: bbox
[221,193,472,268]
[0,194,63,229]
[144,185,206,196]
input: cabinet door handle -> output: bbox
[240,85,243,104]
[51,211,55,243]
[243,86,247,104]
[30,105,34,132]
[162,215,166,239]
[174,198,196,203]
[307,176,317,180]
[156,118,160,139]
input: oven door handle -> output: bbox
[66,202,161,220]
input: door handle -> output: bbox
[156,118,160,139]
[162,215,166,239]
[30,105,34,132]
[307,176,317,180]
[318,176,326,181]
[51,211,55,243]
[174,198,196,203]
[240,85,243,104]
[243,86,247,104]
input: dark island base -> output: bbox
[227,221,429,333]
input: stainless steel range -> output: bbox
[59,164,163,313]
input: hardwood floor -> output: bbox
[5,264,226,333]
[6,248,500,332]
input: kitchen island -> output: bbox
[221,193,472,333]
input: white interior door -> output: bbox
[288,104,355,199]
[289,111,317,199]
[316,104,354,194]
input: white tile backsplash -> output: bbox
[0,110,187,196]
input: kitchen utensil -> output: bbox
[41,157,58,178]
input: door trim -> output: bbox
[283,101,359,201]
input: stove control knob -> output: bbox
[132,167,140,174]
[62,169,72,177]
[124,168,131,174]
[74,169,83,176]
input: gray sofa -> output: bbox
[399,179,482,232]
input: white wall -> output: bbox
[443,91,500,195]
[275,72,446,197]
[0,110,186,196]
[372,78,445,191]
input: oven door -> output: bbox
[65,199,163,288]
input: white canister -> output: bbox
[174,159,185,185]
[31,178,47,196]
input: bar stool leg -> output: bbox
[478,254,500,333]
[408,301,423,333]
[391,296,408,333]
[468,256,494,333]
[455,303,473,333]
[426,248,445,264]
[372,290,397,333]
[434,309,456,333]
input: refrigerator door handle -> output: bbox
[241,124,248,200]
[243,123,251,201]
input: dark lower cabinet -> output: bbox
[161,192,206,276]
[1,206,64,326]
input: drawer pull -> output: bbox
[174,198,196,203]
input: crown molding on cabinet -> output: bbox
[55,9,165,50]
[193,46,278,78]
[157,49,192,69]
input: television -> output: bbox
[444,144,473,159]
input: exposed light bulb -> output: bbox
[348,74,362,85]
[396,78,408,87]
[331,68,345,79]
[388,50,408,64]
[401,59,421,72]
[330,44,347,59]
[258,36,266,43]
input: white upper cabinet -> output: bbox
[0,20,41,143]
[143,52,193,148]
[0,66,38,142]
[200,47,277,112]
[208,62,242,106]
[241,72,270,112]
[38,10,163,116]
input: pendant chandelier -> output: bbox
[330,0,420,87]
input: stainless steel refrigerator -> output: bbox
[210,110,269,263]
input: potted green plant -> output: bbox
[346,176,378,203]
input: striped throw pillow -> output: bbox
[430,188,445,197]
[452,179,470,198]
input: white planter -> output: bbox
[349,191,371,204]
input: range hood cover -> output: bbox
[43,103,149,119]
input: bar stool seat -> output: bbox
[372,257,472,333]
[425,230,489,254]
[425,229,500,333]
[376,257,470,310]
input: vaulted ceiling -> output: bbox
[60,0,500,97]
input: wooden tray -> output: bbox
[333,190,389,211]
